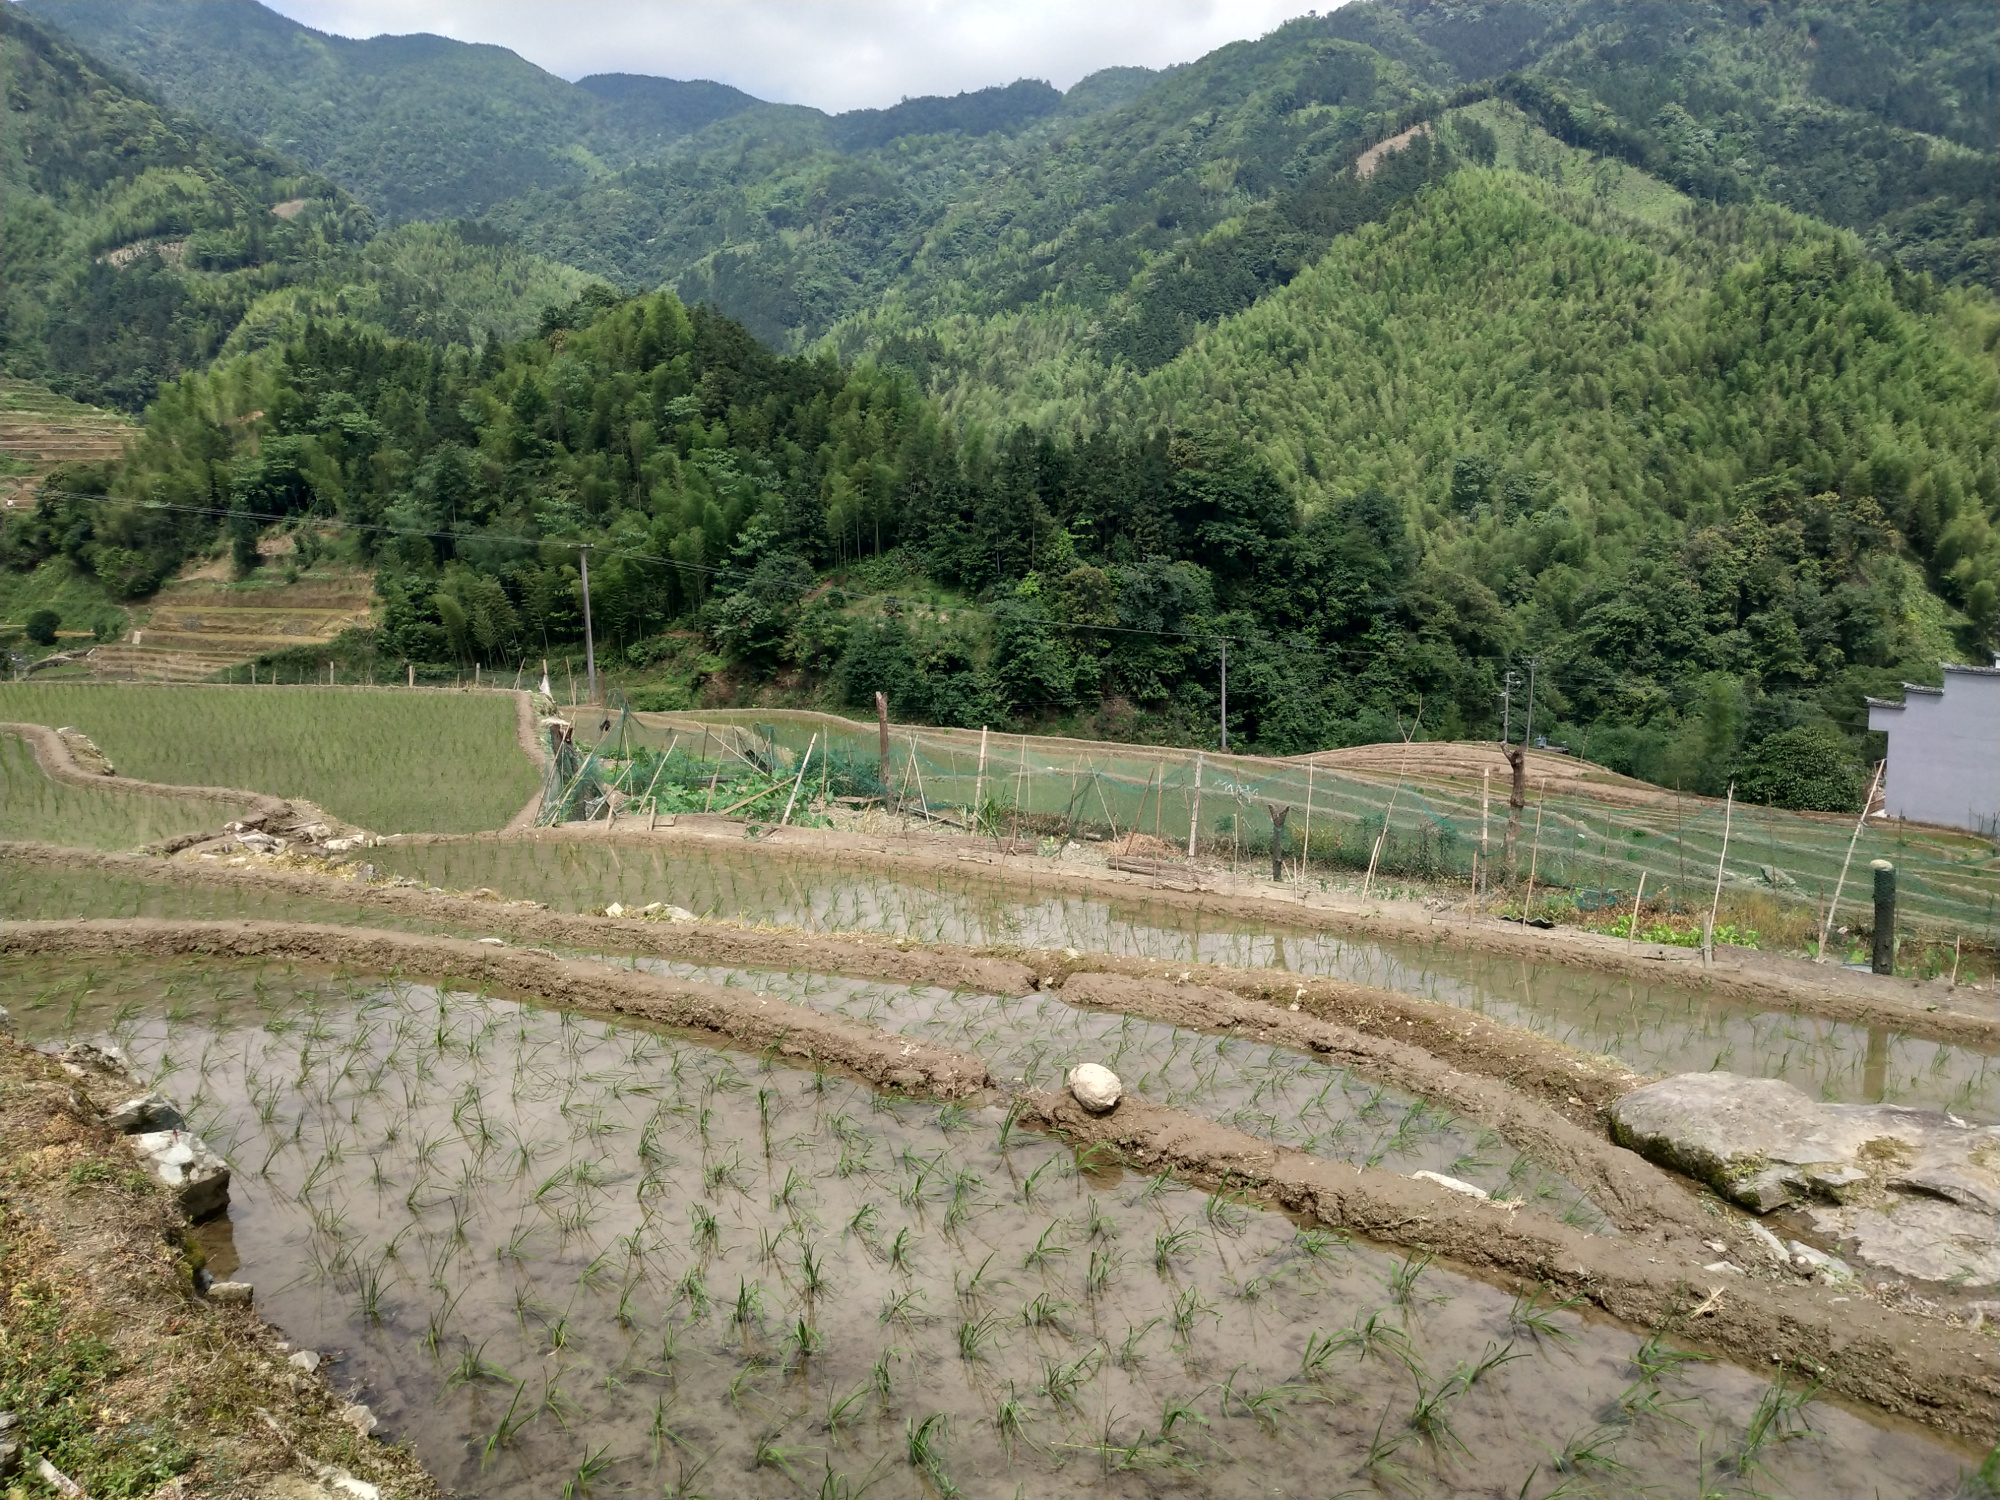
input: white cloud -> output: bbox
[260,1,1321,112]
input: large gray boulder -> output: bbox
[1611,1072,1998,1285]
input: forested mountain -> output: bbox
[22,1,1134,227]
[0,7,590,411]
[496,0,1995,355]
[7,1,1996,810]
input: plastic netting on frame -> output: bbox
[581,707,1996,939]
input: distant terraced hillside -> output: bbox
[0,379,132,510]
[95,564,375,681]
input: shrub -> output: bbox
[1735,725,1864,812]
[24,609,60,646]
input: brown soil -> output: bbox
[0,919,993,1100]
[0,1035,437,1499]
[1021,1088,1999,1441]
[501,688,546,831]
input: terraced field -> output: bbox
[0,377,131,511]
[96,568,377,681]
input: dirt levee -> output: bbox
[0,919,993,1099]
[1022,1089,1997,1439]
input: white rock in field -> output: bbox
[208,1281,254,1307]
[1410,1169,1489,1200]
[103,1091,184,1133]
[288,1350,321,1372]
[129,1129,231,1219]
[1067,1063,1122,1113]
[341,1403,378,1437]
[316,1466,381,1500]
[604,902,627,917]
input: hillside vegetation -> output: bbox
[4,1,1994,813]
[0,8,591,411]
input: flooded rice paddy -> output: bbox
[4,958,1979,1499]
[377,840,1999,1121]
[0,731,241,850]
[617,958,1606,1229]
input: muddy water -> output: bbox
[374,840,2000,1120]
[7,958,1976,1500]
[617,958,1606,1228]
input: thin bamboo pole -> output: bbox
[1627,871,1647,951]
[779,733,818,826]
[973,725,989,835]
[1480,767,1490,896]
[1817,760,1886,963]
[1523,781,1548,915]
[1298,760,1314,897]
[1186,752,1202,860]
[1124,766,1158,856]
[1704,783,1736,963]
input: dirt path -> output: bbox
[501,689,545,831]
[2,720,289,823]
[0,1035,437,1498]
[1021,1089,1997,1442]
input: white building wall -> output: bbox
[1867,665,2000,835]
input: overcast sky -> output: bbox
[261,1,1320,113]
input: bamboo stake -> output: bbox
[972,725,989,836]
[1949,934,1962,987]
[909,734,931,822]
[1704,783,1736,963]
[1817,759,1886,964]
[1124,766,1158,856]
[1363,708,1422,899]
[1523,781,1548,915]
[1480,767,1491,897]
[1186,752,1202,860]
[779,733,818,826]
[1627,871,1647,951]
[1012,735,1027,847]
[703,764,721,812]
[1299,760,1314,897]
[639,739,672,830]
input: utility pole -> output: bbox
[1218,638,1228,753]
[578,545,598,705]
[1523,656,1539,750]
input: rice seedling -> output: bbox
[1406,1366,1471,1456]
[1509,1283,1582,1346]
[1386,1250,1434,1305]
[905,1411,952,1493]
[1022,1221,1068,1271]
[1021,1292,1071,1332]
[1040,1349,1099,1407]
[560,1442,613,1499]
[1170,1286,1216,1343]
[481,1381,533,1466]
[824,1382,872,1436]
[870,1344,905,1403]
[1153,1221,1200,1272]
[957,1310,1005,1361]
[1734,1365,1822,1477]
